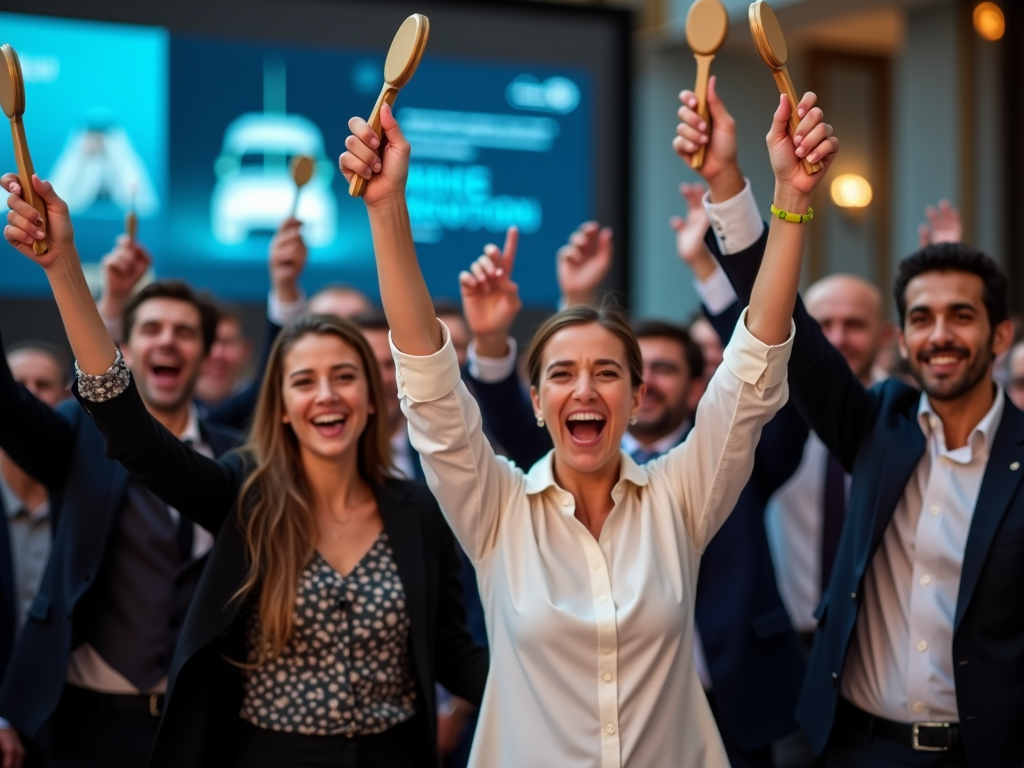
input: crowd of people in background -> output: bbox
[0,71,1018,768]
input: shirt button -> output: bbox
[604,673,613,682]
[917,640,928,652]
[920,575,932,586]
[930,505,940,516]
[605,724,616,734]
[599,595,609,604]
[592,559,601,570]
[913,701,924,713]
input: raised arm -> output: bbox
[3,174,241,531]
[206,217,308,429]
[460,227,552,468]
[3,174,116,376]
[745,96,838,345]
[340,105,522,561]
[340,106,440,356]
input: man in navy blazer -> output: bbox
[703,176,1021,764]
[0,279,241,768]
[457,224,809,768]
[0,343,70,767]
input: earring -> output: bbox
[629,415,638,425]
[536,416,545,428]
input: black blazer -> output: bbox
[0,331,240,738]
[466,313,810,750]
[0,492,15,683]
[716,225,1024,767]
[74,376,488,768]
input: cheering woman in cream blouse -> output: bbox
[337,97,837,768]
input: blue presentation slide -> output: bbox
[0,12,592,306]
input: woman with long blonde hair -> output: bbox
[0,176,487,768]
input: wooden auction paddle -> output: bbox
[0,44,47,253]
[749,1,821,174]
[289,155,314,218]
[125,183,137,243]
[685,0,728,170]
[349,13,430,198]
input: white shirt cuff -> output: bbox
[467,337,518,383]
[391,320,462,403]
[723,307,794,391]
[693,265,737,316]
[267,289,307,326]
[703,179,764,255]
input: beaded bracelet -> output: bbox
[770,202,814,224]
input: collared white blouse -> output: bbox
[392,310,793,768]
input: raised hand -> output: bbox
[918,199,962,247]
[557,221,613,308]
[2,173,76,271]
[339,103,409,208]
[0,725,24,768]
[673,76,743,200]
[670,182,718,281]
[766,93,839,208]
[270,217,308,304]
[459,226,522,358]
[97,235,152,323]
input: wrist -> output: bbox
[772,185,811,216]
[42,250,83,281]
[473,331,511,359]
[273,283,300,304]
[562,291,593,309]
[706,165,745,203]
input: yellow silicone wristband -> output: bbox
[770,202,814,224]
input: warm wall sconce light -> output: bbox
[830,174,873,208]
[974,2,1005,41]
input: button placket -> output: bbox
[576,529,621,768]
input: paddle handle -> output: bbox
[771,67,821,175]
[349,84,400,198]
[691,54,715,170]
[125,210,137,242]
[9,117,48,254]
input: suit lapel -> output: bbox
[955,396,1024,632]
[375,481,426,645]
[0,493,14,628]
[865,408,926,563]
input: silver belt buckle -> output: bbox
[912,722,950,751]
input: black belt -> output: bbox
[837,699,961,752]
[65,684,165,717]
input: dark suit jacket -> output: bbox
[0,330,240,739]
[200,317,282,431]
[75,377,488,768]
[716,225,1024,767]
[466,308,810,750]
[0,494,14,682]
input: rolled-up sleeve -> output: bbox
[391,322,521,562]
[652,307,793,551]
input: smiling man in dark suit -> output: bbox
[680,96,1023,762]
[0,276,241,768]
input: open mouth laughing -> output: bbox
[565,411,608,446]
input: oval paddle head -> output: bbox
[384,14,430,89]
[751,1,788,68]
[0,44,25,119]
[290,154,315,187]
[686,0,729,55]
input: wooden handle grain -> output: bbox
[10,117,48,253]
[691,54,714,170]
[349,85,400,199]
[771,66,822,175]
